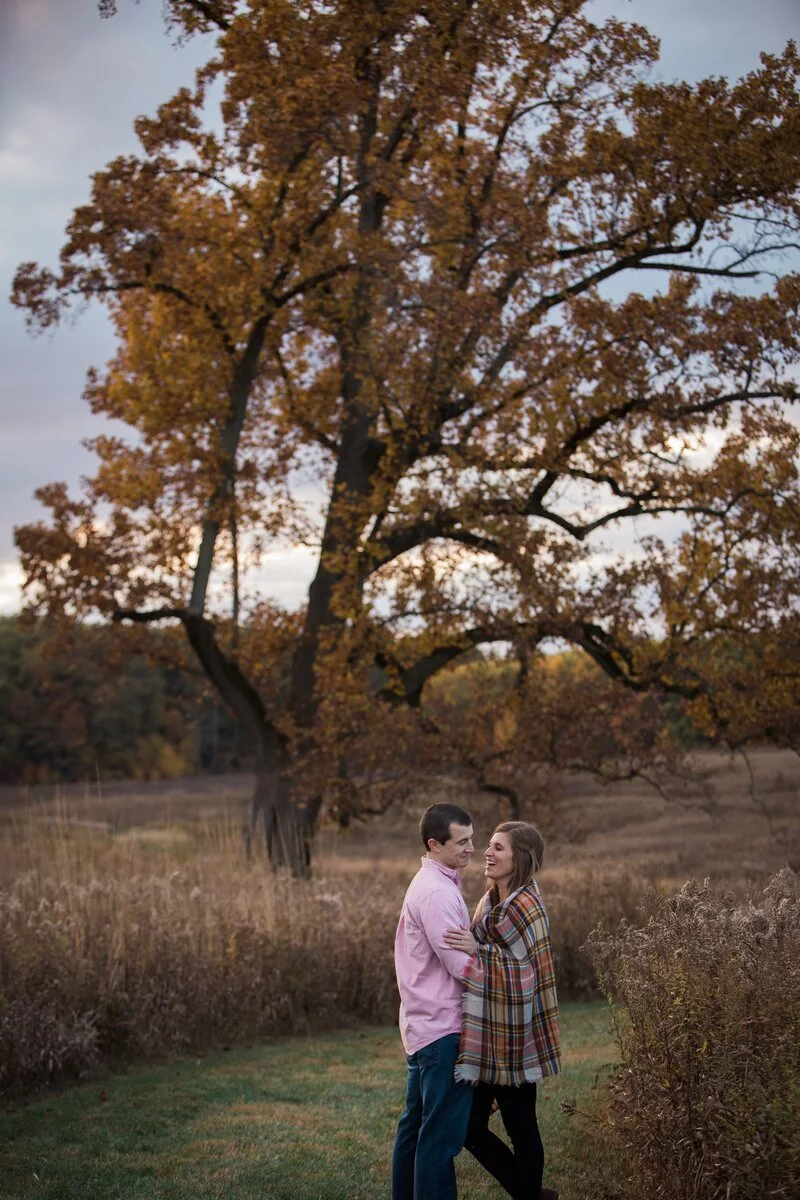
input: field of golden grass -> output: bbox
[2,747,797,1198]
[1,745,797,1095]
[317,745,800,889]
[2,745,797,888]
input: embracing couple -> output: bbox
[392,802,560,1200]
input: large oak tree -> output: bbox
[12,0,800,871]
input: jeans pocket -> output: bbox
[417,1041,440,1068]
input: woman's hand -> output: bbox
[444,927,477,954]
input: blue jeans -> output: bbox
[391,1032,472,1200]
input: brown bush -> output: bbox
[587,871,800,1200]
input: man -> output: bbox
[392,802,476,1200]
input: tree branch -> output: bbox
[112,606,186,624]
[79,278,238,359]
[370,516,504,571]
[374,616,706,712]
[99,1,231,32]
[178,0,231,31]
[189,310,273,615]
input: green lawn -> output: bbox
[0,1002,618,1200]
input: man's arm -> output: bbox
[420,891,474,980]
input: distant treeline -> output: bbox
[0,616,711,786]
[0,617,246,784]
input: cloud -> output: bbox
[0,562,25,617]
[6,0,51,39]
[593,0,797,82]
[242,547,319,611]
[1,1,212,610]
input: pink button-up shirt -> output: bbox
[394,857,473,1055]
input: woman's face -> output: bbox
[484,830,514,888]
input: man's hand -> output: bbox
[443,927,477,954]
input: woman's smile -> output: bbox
[484,831,514,884]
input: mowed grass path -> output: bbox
[1,1003,617,1200]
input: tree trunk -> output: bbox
[180,613,322,875]
[247,742,320,877]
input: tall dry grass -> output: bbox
[0,805,401,1095]
[546,867,653,999]
[587,872,800,1200]
[0,799,660,1096]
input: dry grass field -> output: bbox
[2,744,797,889]
[314,745,800,890]
[0,746,796,1077]
[1,748,798,1198]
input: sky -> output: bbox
[1,0,798,616]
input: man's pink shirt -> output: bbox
[394,856,473,1055]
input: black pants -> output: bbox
[464,1081,544,1199]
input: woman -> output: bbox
[443,821,560,1200]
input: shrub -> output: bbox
[0,992,100,1092]
[587,871,800,1200]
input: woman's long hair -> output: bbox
[486,821,545,907]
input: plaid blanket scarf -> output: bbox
[454,880,561,1086]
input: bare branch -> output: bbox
[112,606,186,624]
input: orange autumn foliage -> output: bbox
[12,0,800,871]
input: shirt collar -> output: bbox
[421,855,461,884]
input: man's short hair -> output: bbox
[420,802,472,849]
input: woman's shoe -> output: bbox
[541,1188,559,1200]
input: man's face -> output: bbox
[433,822,475,871]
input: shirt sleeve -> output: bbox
[419,890,474,981]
